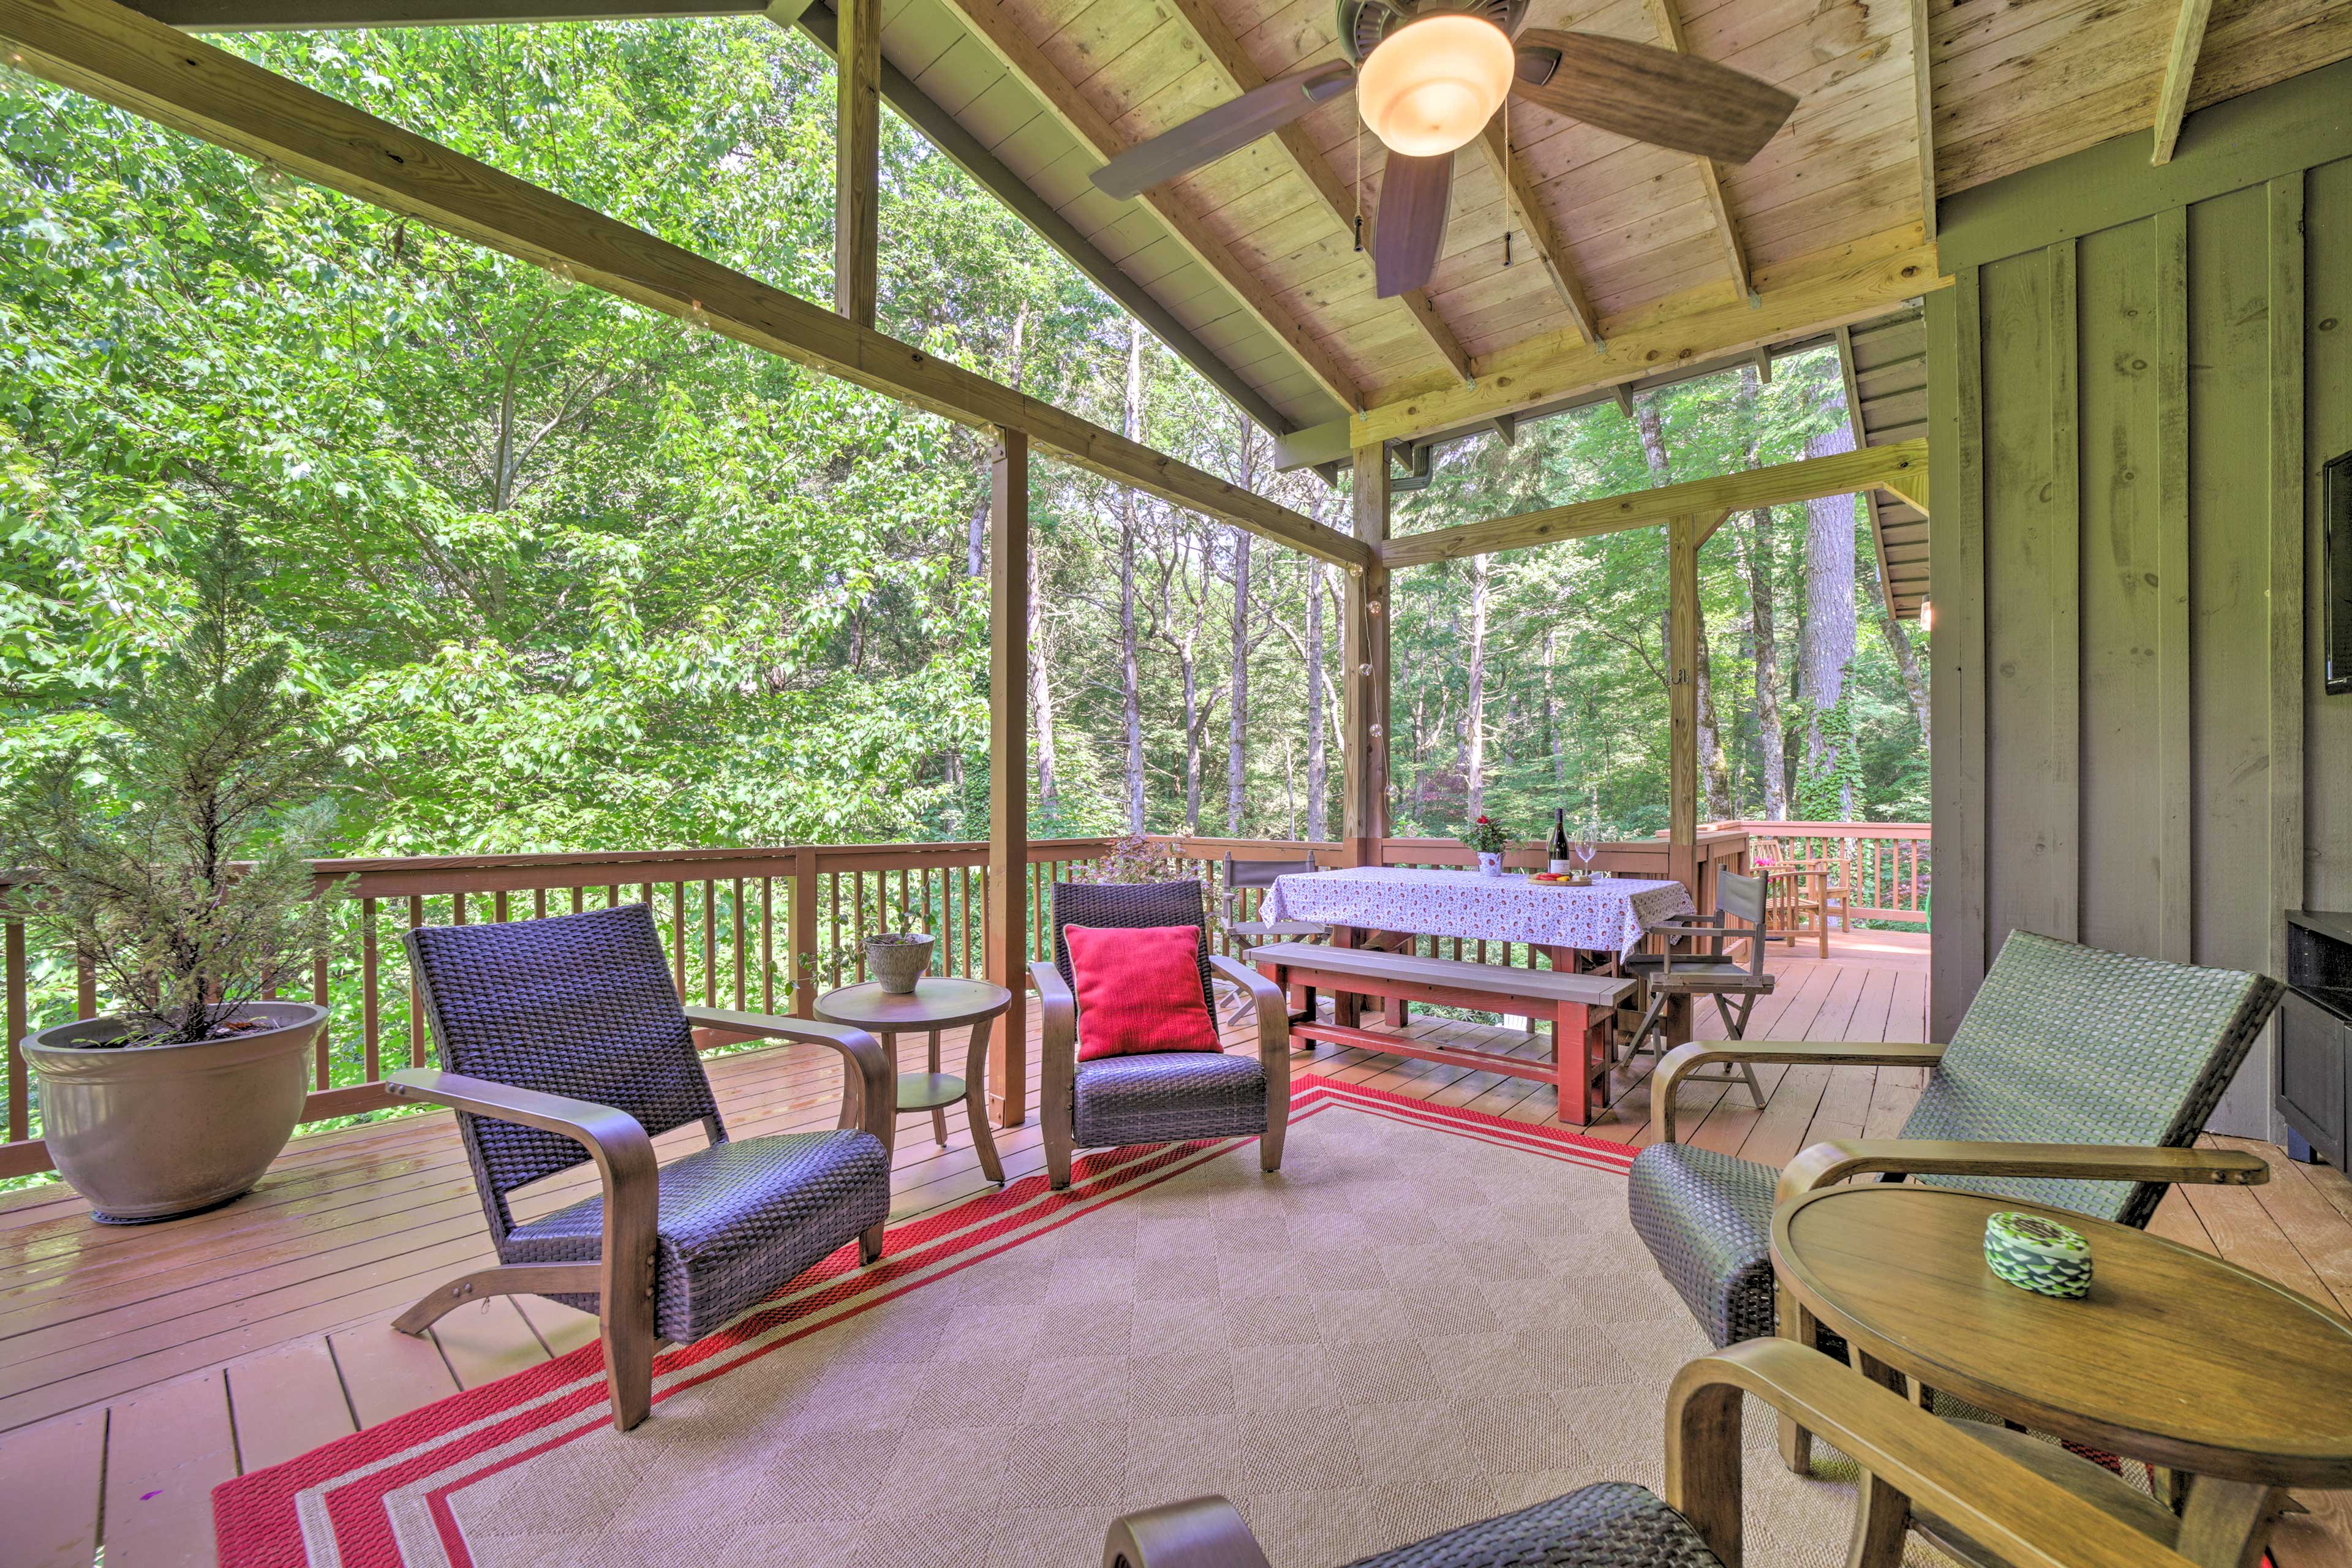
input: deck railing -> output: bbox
[0,834,1340,1178]
[1729,820,1932,926]
[1,823,1923,1178]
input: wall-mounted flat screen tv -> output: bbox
[2331,451,2352,696]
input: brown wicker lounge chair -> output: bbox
[1101,1338,2199,1568]
[1033,879,1291,1190]
[383,903,895,1431]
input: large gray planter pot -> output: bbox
[25,1000,326,1224]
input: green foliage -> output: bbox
[0,13,1927,901]
[0,527,352,1042]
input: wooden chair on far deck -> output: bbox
[1613,870,1776,1109]
[1101,1339,2206,1568]
[383,903,896,1431]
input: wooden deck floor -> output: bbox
[4,927,2349,1565]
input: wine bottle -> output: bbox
[1548,807,1574,873]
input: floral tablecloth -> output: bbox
[1262,867,1695,957]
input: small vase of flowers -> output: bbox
[1460,815,1509,878]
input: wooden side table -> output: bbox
[815,977,1010,1186]
[1772,1183,2352,1568]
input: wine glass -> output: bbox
[1572,822,1598,876]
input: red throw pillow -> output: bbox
[1062,924,1221,1061]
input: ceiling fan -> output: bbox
[1090,0,1800,300]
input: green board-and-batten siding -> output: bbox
[1929,61,2352,1139]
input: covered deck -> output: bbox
[7,925,2352,1564]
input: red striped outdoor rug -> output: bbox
[212,1077,1924,1568]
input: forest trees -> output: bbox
[0,17,1927,864]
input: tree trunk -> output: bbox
[1798,402,1860,814]
[1118,320,1145,834]
[1305,558,1329,841]
[1227,526,1251,835]
[1464,554,1491,818]
[1735,367,1789,820]
[1542,627,1566,789]
[1027,542,1057,820]
[1634,393,1730,818]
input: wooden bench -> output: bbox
[1249,942,1636,1125]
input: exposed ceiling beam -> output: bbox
[123,0,755,23]
[926,0,1366,413]
[12,0,1369,564]
[2152,0,2215,166]
[1285,225,1939,457]
[1381,439,1928,568]
[1905,0,1937,242]
[127,0,1307,435]
[1472,118,1602,347]
[1155,0,1472,386]
[1640,0,1752,304]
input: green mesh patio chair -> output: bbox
[1626,928,2281,1471]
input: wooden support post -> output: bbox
[986,428,1029,1126]
[832,0,880,326]
[1667,514,1700,898]
[1343,442,1391,870]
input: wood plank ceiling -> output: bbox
[870,0,2351,446]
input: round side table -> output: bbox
[815,976,1009,1186]
[1771,1183,2352,1568]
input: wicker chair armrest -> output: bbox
[1031,957,1079,1107]
[1101,1495,1271,1568]
[1652,1041,1946,1144]
[682,1007,894,1144]
[1668,1341,2199,1568]
[1208,952,1291,1072]
[384,1068,660,1324]
[1776,1139,2272,1206]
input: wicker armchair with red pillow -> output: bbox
[1031,880,1292,1190]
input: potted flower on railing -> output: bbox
[1,529,356,1223]
[1460,815,1509,878]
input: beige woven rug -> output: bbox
[216,1077,1939,1567]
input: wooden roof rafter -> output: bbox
[922,0,1369,414]
[5,0,1374,566]
[1639,0,1755,305]
[2151,0,2215,167]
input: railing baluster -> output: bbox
[703,878,717,1008]
[6,919,26,1144]
[734,877,747,1012]
[78,951,97,1021]
[312,949,331,1091]
[451,891,467,925]
[494,890,508,923]
[761,876,775,1014]
[361,897,379,1088]
[408,894,425,1067]
[671,881,687,999]
[534,888,547,919]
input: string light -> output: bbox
[546,260,579,296]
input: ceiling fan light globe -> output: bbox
[1356,14,1515,157]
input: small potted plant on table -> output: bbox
[4,530,352,1223]
[1461,815,1509,878]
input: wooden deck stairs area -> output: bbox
[3,929,2350,1565]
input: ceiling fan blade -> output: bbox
[1512,30,1796,164]
[1373,151,1452,300]
[1091,61,1355,200]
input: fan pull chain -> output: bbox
[1354,118,1363,253]
[1502,94,1513,267]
